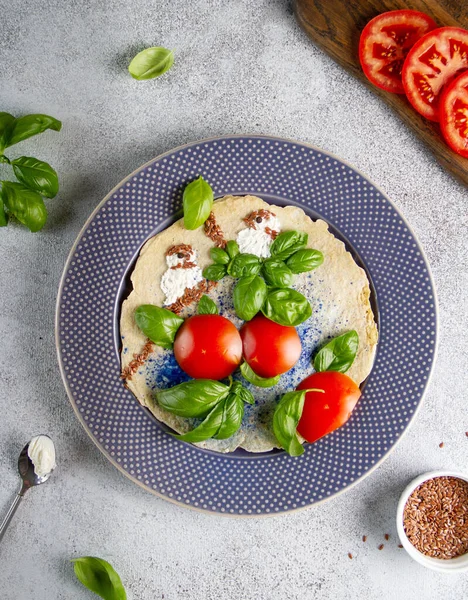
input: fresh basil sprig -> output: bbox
[198,294,218,315]
[72,556,126,600]
[202,264,227,281]
[314,330,359,373]
[210,247,230,265]
[134,304,183,348]
[233,275,267,321]
[0,112,61,231]
[262,288,312,326]
[262,258,294,288]
[183,176,214,230]
[128,47,174,80]
[286,248,324,273]
[270,231,308,261]
[156,379,230,418]
[228,253,262,277]
[226,240,239,258]
[240,362,280,388]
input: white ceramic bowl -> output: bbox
[396,470,468,573]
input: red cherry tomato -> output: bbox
[174,314,242,380]
[402,27,468,121]
[296,372,361,444]
[240,314,301,378]
[359,10,437,94]
[440,70,468,157]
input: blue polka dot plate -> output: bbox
[56,135,437,516]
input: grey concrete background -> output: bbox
[0,0,467,598]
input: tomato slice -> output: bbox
[402,27,468,121]
[359,10,437,94]
[440,70,468,157]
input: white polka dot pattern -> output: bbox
[57,135,437,516]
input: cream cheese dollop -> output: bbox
[236,214,281,258]
[160,248,204,305]
[28,435,56,477]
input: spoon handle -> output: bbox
[0,490,24,542]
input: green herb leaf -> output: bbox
[202,264,226,281]
[270,231,308,261]
[174,400,227,442]
[227,253,262,278]
[272,390,307,457]
[1,181,47,232]
[213,392,244,439]
[72,556,126,600]
[183,176,213,230]
[226,240,239,259]
[210,247,230,265]
[262,258,294,288]
[128,47,174,80]
[156,379,230,418]
[314,330,359,373]
[0,199,7,227]
[262,288,312,326]
[134,304,183,348]
[5,114,61,148]
[233,275,267,321]
[198,294,218,315]
[0,112,15,152]
[12,156,58,198]
[229,380,255,405]
[240,362,280,388]
[286,248,324,273]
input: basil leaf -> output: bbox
[12,156,58,198]
[262,258,294,288]
[230,380,255,404]
[272,390,307,457]
[314,330,359,374]
[270,231,308,261]
[134,304,183,348]
[174,400,226,442]
[72,556,126,600]
[1,181,47,232]
[156,379,230,418]
[214,392,244,439]
[6,114,61,148]
[128,47,174,80]
[262,288,312,326]
[226,240,239,259]
[183,176,213,230]
[0,199,7,227]
[286,248,324,273]
[233,275,267,321]
[210,247,230,265]
[240,362,280,388]
[227,253,262,277]
[198,294,218,315]
[202,264,226,281]
[0,112,15,152]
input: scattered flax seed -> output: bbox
[439,442,444,448]
[465,432,468,437]
[378,544,384,550]
[384,534,390,541]
[403,476,468,559]
[398,544,403,548]
[362,535,367,542]
[348,553,353,559]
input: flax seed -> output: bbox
[378,544,384,550]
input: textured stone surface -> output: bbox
[0,0,467,598]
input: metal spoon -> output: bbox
[0,437,55,542]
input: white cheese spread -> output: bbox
[28,435,56,477]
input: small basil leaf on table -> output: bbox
[273,390,307,457]
[226,240,239,259]
[227,253,262,277]
[198,294,218,315]
[12,156,59,198]
[173,400,227,442]
[72,556,127,600]
[262,258,294,288]
[156,379,230,418]
[229,380,255,404]
[1,181,47,232]
[214,392,244,439]
[240,362,280,388]
[134,304,183,348]
[233,274,267,321]
[0,112,15,152]
[183,176,213,230]
[0,199,7,227]
[5,114,62,148]
[314,330,359,373]
[286,249,324,273]
[128,47,174,81]
[270,231,308,261]
[262,288,312,326]
[210,247,230,265]
[202,264,226,281]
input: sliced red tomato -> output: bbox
[440,70,468,157]
[240,315,301,378]
[402,27,468,121]
[173,314,242,380]
[296,372,361,444]
[359,10,437,94]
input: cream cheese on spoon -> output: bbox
[27,435,56,477]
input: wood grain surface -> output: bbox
[293,0,468,186]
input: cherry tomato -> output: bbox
[174,314,242,380]
[240,314,301,378]
[296,372,361,444]
[359,10,437,94]
[440,70,468,157]
[402,27,468,121]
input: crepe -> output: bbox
[120,195,378,453]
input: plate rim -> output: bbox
[55,133,439,517]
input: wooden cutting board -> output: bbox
[293,0,468,186]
